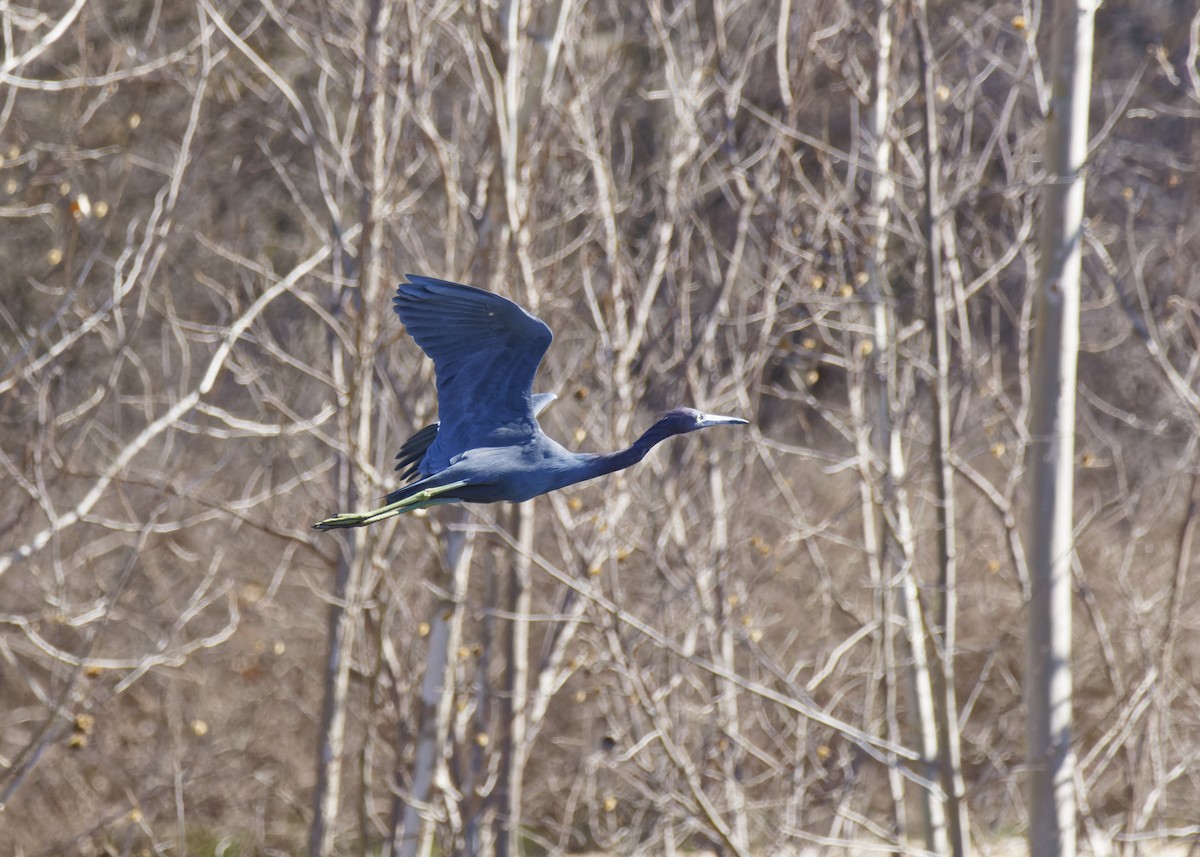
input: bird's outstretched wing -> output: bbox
[393,275,553,474]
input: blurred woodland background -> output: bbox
[2,0,1200,855]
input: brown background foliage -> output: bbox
[1,0,1198,854]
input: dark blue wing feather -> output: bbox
[393,275,553,473]
[395,392,558,483]
[395,421,440,481]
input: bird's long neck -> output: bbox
[584,419,680,480]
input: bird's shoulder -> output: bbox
[448,432,573,468]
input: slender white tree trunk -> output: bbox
[498,501,534,857]
[913,5,970,855]
[863,2,947,852]
[890,428,950,857]
[311,548,364,857]
[393,517,475,857]
[312,3,389,853]
[703,463,749,853]
[1025,1,1095,856]
[857,0,909,841]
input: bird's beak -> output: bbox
[696,412,750,428]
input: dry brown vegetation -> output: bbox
[2,0,1199,855]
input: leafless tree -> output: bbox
[3,1,1200,856]
[1024,0,1096,855]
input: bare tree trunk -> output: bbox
[1025,1,1094,855]
[857,1,909,842]
[702,463,749,853]
[313,3,390,854]
[311,546,364,857]
[849,360,908,845]
[392,515,475,857]
[913,4,970,855]
[889,429,950,857]
[864,1,945,849]
[497,501,534,857]
[463,557,500,857]
[863,3,948,852]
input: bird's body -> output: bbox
[400,436,586,505]
[313,275,747,530]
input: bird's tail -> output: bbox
[312,480,470,530]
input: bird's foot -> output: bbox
[312,512,367,530]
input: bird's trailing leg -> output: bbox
[312,481,470,530]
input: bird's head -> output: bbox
[657,407,749,436]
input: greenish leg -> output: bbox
[312,481,470,530]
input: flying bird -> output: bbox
[313,275,748,530]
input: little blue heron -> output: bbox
[313,275,748,530]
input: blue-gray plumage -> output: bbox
[313,275,748,529]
